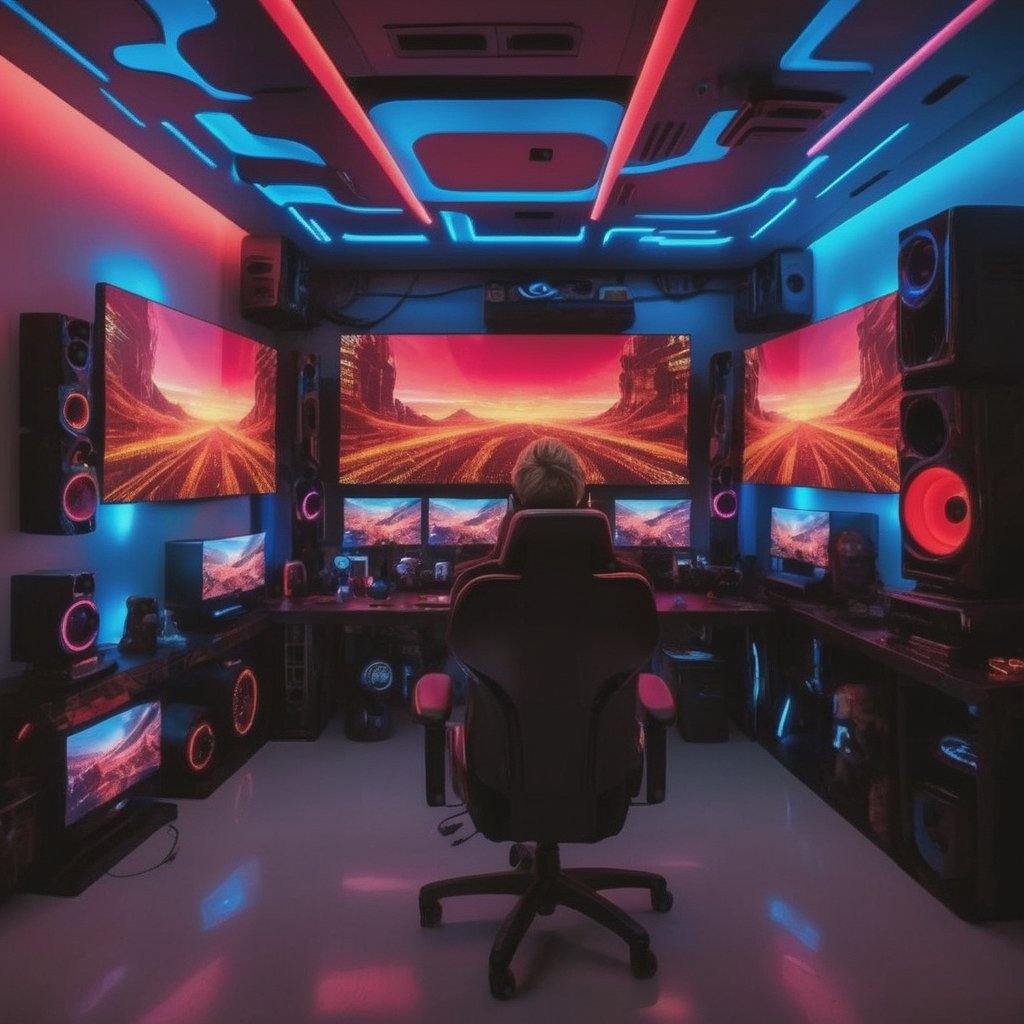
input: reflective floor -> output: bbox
[2,717,1023,1024]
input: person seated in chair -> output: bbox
[452,437,644,600]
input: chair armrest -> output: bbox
[637,672,675,805]
[411,673,453,806]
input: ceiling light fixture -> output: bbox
[807,0,997,157]
[589,0,698,222]
[257,0,432,225]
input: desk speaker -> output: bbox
[10,572,99,674]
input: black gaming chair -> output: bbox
[412,508,676,999]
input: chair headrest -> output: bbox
[497,508,617,573]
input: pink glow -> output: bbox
[590,0,698,221]
[314,966,419,1016]
[341,875,419,893]
[808,0,997,156]
[137,958,228,1024]
[776,938,859,1024]
[257,0,432,224]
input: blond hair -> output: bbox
[511,437,586,508]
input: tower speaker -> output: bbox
[160,703,217,779]
[897,206,1024,383]
[295,352,320,467]
[240,234,311,328]
[708,351,743,523]
[18,314,98,535]
[734,248,813,332]
[898,383,1024,596]
[10,572,99,676]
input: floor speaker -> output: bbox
[898,384,1024,595]
[160,703,217,779]
[168,660,261,742]
[661,648,728,743]
[897,206,1024,383]
[913,782,975,882]
[18,314,98,534]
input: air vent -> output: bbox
[636,121,687,163]
[719,94,842,147]
[923,74,968,105]
[386,24,581,59]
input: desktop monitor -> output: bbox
[743,294,899,492]
[769,507,830,576]
[338,333,690,486]
[613,498,691,548]
[165,532,266,627]
[342,497,423,548]
[427,497,506,546]
[95,283,277,503]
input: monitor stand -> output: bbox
[764,571,829,601]
[28,798,178,898]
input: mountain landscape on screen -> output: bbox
[770,509,830,568]
[743,295,899,493]
[343,497,422,547]
[428,498,507,545]
[338,334,689,486]
[614,499,691,547]
[202,534,265,601]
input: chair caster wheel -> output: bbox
[489,965,516,1000]
[630,945,658,980]
[508,843,533,870]
[419,899,442,927]
[651,885,674,913]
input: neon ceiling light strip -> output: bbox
[113,0,250,102]
[257,0,432,225]
[253,183,401,215]
[750,198,797,238]
[780,0,872,73]
[307,217,330,242]
[638,233,733,247]
[287,207,329,242]
[637,157,827,221]
[441,211,585,245]
[161,121,217,168]
[368,98,622,203]
[620,109,736,175]
[590,0,698,221]
[807,0,998,157]
[195,112,324,164]
[341,232,430,244]
[0,0,109,81]
[100,88,145,128]
[815,123,909,198]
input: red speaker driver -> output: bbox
[62,469,99,524]
[60,598,100,654]
[230,666,260,738]
[186,719,217,773]
[901,465,971,557]
[61,390,90,433]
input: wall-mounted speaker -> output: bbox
[296,352,320,467]
[897,206,1024,383]
[240,234,311,329]
[707,351,743,521]
[10,572,99,677]
[898,384,1024,595]
[18,314,98,534]
[733,248,813,332]
[160,703,217,779]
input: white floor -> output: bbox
[2,716,1023,1024]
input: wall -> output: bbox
[738,107,1024,589]
[0,56,274,676]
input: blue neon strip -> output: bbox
[768,898,822,951]
[195,112,324,164]
[113,0,250,102]
[776,697,792,739]
[440,211,585,245]
[638,234,734,247]
[212,603,243,619]
[161,121,217,168]
[341,232,430,244]
[637,157,828,221]
[369,98,622,202]
[307,217,331,242]
[0,0,109,81]
[815,123,910,198]
[99,88,145,128]
[253,183,401,215]
[620,110,737,175]
[750,198,797,238]
[780,0,872,73]
[287,207,330,243]
[602,228,649,246]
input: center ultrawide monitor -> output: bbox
[338,333,690,486]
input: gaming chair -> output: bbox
[411,508,676,999]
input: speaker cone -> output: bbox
[902,465,971,557]
[62,469,99,523]
[60,598,99,654]
[899,229,940,310]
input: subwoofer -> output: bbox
[18,314,98,534]
[898,384,1024,595]
[168,660,261,742]
[160,703,217,778]
[913,782,975,882]
[897,206,1024,383]
[10,571,100,677]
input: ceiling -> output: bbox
[3,0,1023,273]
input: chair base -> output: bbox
[419,841,673,999]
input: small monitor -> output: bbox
[64,701,162,829]
[427,497,506,546]
[613,498,691,548]
[342,497,422,548]
[165,532,266,626]
[769,507,830,575]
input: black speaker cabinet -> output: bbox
[913,782,975,883]
[897,205,1024,383]
[168,660,261,742]
[10,572,99,676]
[240,234,311,329]
[160,703,217,779]
[898,384,1024,595]
[734,248,813,332]
[18,313,98,534]
[662,649,728,743]
[296,352,320,467]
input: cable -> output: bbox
[436,808,468,836]
[106,824,179,878]
[320,273,422,330]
